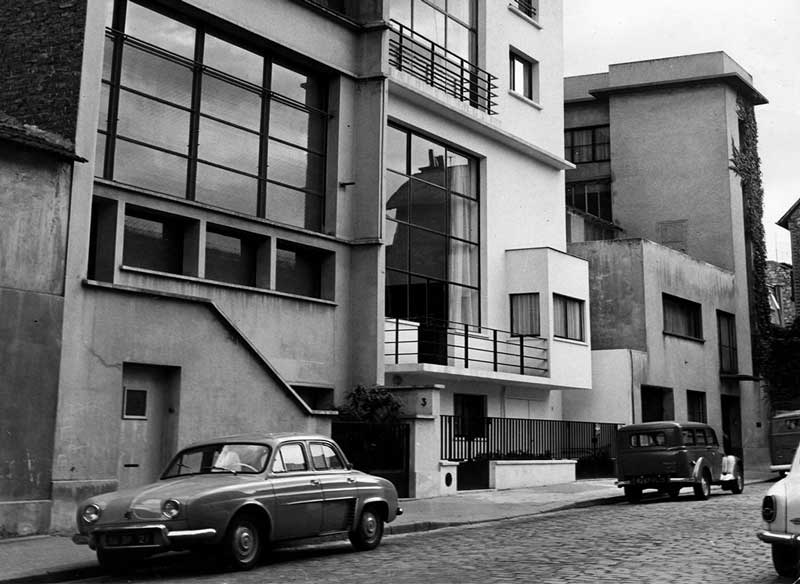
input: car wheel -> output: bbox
[349,505,384,551]
[623,486,642,504]
[729,464,744,494]
[693,469,712,500]
[772,543,800,578]
[666,486,681,500]
[96,549,141,574]
[223,513,263,570]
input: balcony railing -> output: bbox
[388,20,498,115]
[385,317,548,377]
[510,0,538,20]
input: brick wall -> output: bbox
[0,0,88,141]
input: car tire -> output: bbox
[96,549,141,574]
[223,513,263,570]
[729,464,744,495]
[772,543,800,578]
[349,505,384,551]
[623,486,642,504]
[693,469,712,500]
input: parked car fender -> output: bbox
[691,458,711,482]
[223,501,274,540]
[357,496,390,521]
[721,454,739,480]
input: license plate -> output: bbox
[633,475,666,485]
[105,532,154,547]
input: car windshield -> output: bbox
[162,443,271,478]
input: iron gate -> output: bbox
[332,421,410,498]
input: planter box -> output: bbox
[489,459,577,489]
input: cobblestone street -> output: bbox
[66,481,792,584]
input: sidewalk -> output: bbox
[0,468,774,583]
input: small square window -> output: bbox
[553,294,585,341]
[510,293,540,336]
[123,388,147,419]
[510,52,539,102]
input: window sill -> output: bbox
[509,90,542,110]
[553,336,587,346]
[119,265,337,306]
[508,4,542,29]
[663,331,705,344]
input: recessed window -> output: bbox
[553,294,584,341]
[123,388,147,419]
[122,207,188,275]
[275,240,332,300]
[717,310,738,374]
[510,52,538,102]
[663,294,703,340]
[98,0,328,231]
[205,226,265,288]
[687,390,707,423]
[510,293,540,336]
[454,393,486,438]
[564,126,610,163]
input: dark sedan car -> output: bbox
[73,432,402,571]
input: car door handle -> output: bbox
[347,477,356,484]
[310,479,321,485]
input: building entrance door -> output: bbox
[721,394,743,460]
[117,364,179,490]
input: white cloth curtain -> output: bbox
[511,293,540,336]
[554,294,584,340]
[448,165,478,325]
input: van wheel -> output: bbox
[624,486,642,503]
[772,543,800,578]
[693,469,712,500]
[729,464,744,494]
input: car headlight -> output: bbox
[162,499,181,519]
[762,495,777,522]
[81,504,101,524]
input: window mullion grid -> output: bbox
[186,28,204,201]
[258,58,271,218]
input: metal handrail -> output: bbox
[388,20,498,115]
[510,0,538,19]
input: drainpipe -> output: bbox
[629,349,636,424]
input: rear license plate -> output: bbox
[105,532,154,547]
[633,475,667,485]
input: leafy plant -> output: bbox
[337,385,403,423]
[764,317,800,410]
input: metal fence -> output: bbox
[441,415,620,463]
[511,0,538,19]
[388,20,498,115]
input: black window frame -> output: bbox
[509,51,536,101]
[687,391,708,424]
[510,293,541,337]
[98,0,330,232]
[662,293,703,341]
[564,125,610,164]
[565,180,612,222]
[717,310,738,374]
[553,293,585,341]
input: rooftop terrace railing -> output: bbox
[388,20,498,115]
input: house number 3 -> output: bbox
[420,397,428,407]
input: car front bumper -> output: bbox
[757,530,800,546]
[73,524,217,551]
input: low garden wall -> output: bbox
[489,459,577,490]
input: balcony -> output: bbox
[385,317,548,380]
[388,20,498,115]
[510,0,538,20]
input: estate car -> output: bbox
[615,421,744,503]
[73,433,402,572]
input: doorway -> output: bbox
[721,394,743,460]
[117,363,180,489]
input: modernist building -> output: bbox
[1,0,590,534]
[561,52,769,463]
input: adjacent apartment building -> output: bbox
[560,52,770,464]
[1,0,591,534]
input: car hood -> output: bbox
[86,475,260,522]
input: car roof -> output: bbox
[183,432,334,449]
[618,421,710,431]
[773,410,800,420]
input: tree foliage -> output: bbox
[764,317,800,410]
[337,385,403,423]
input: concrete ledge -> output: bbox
[489,459,577,489]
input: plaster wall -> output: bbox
[607,52,753,87]
[609,84,736,272]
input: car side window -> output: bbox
[695,429,707,445]
[682,429,695,445]
[272,443,308,473]
[310,442,345,470]
[707,428,719,446]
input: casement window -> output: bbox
[275,239,331,300]
[98,0,328,232]
[122,207,190,275]
[510,52,539,102]
[663,293,703,340]
[717,310,738,373]
[384,124,480,326]
[687,390,708,424]
[564,126,610,163]
[510,293,541,336]
[565,180,612,222]
[553,294,584,341]
[389,0,477,63]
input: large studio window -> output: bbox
[663,293,703,340]
[384,124,480,327]
[564,126,610,163]
[98,0,328,231]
